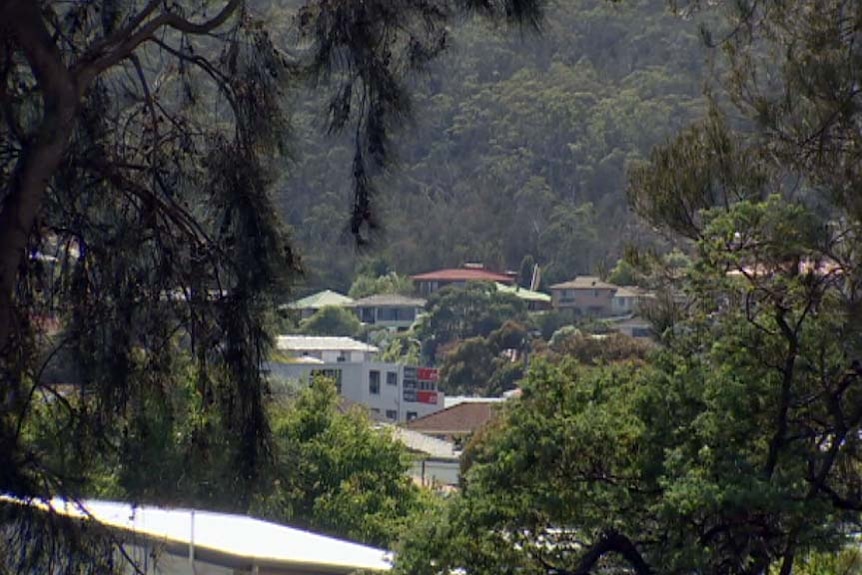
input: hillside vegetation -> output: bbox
[278,0,709,290]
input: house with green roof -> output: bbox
[283,289,353,319]
[494,283,552,311]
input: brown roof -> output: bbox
[549,276,618,291]
[404,402,499,435]
[411,268,514,283]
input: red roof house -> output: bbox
[411,265,514,296]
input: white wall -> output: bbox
[121,544,235,575]
[267,361,443,422]
[410,459,460,487]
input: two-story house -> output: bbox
[349,294,426,331]
[549,276,618,316]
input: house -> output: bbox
[608,316,654,339]
[494,282,552,311]
[269,336,444,423]
[3,496,391,575]
[611,286,654,316]
[282,290,353,320]
[549,276,618,316]
[403,400,500,442]
[348,294,426,330]
[386,426,461,488]
[411,265,514,296]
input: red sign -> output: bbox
[417,368,439,382]
[417,390,438,404]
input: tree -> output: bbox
[415,283,528,361]
[348,272,414,299]
[439,321,530,396]
[546,331,651,365]
[439,337,497,396]
[300,306,362,337]
[251,378,427,548]
[0,0,546,568]
[398,199,862,574]
[607,258,637,286]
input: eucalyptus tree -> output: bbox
[395,1,862,573]
[0,0,544,569]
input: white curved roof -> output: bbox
[2,496,392,573]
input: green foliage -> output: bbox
[398,199,862,574]
[607,258,638,286]
[415,284,528,361]
[299,306,362,337]
[348,272,414,299]
[792,548,862,575]
[548,324,580,348]
[380,332,422,365]
[439,337,498,396]
[251,379,427,547]
[546,331,652,365]
[533,308,578,340]
[439,321,530,396]
[281,0,708,289]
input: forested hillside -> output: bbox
[277,0,709,291]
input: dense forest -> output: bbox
[277,0,709,291]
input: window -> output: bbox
[378,307,398,321]
[398,308,416,321]
[369,370,380,395]
[406,411,418,421]
[385,410,397,420]
[360,308,375,323]
[386,371,398,386]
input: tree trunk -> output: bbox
[0,1,79,354]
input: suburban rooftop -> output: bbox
[276,336,379,353]
[549,276,618,290]
[411,267,514,283]
[348,294,427,307]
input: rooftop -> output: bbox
[385,426,459,459]
[613,286,645,298]
[444,395,509,408]
[284,290,353,310]
[276,336,379,354]
[549,276,618,291]
[2,496,391,574]
[348,294,427,308]
[404,401,500,435]
[411,268,514,283]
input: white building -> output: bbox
[269,336,443,423]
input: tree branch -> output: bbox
[0,0,78,353]
[537,530,653,575]
[74,0,243,89]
